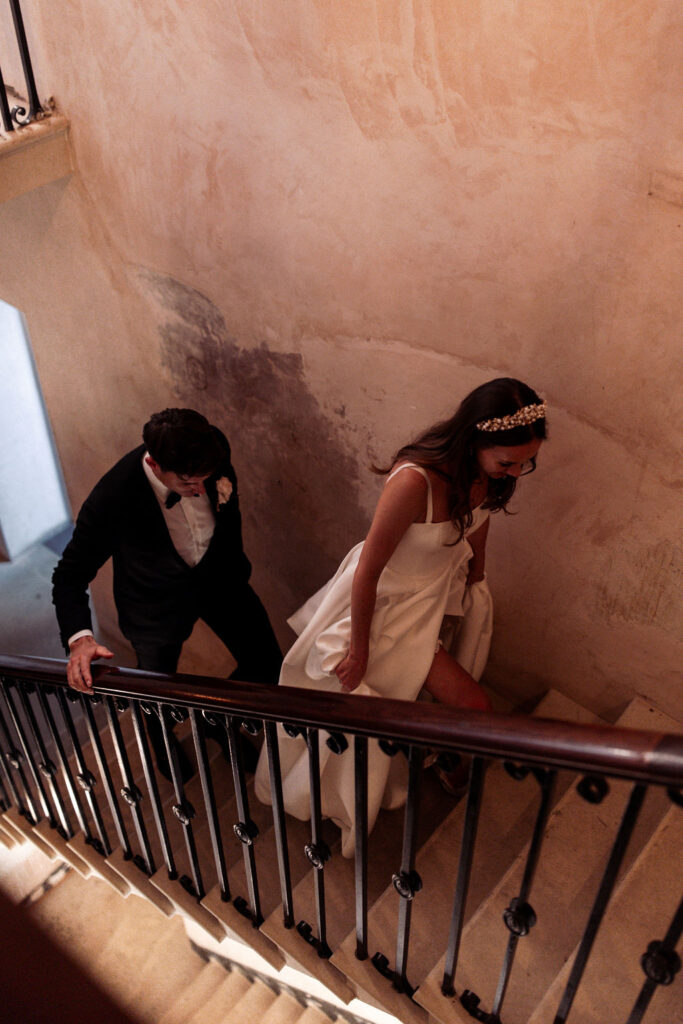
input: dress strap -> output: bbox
[386,462,434,523]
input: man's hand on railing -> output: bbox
[67,635,113,693]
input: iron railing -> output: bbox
[0,654,680,1024]
[0,0,43,133]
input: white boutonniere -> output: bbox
[215,476,233,508]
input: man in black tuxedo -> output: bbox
[52,408,281,777]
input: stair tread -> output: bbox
[260,991,306,1024]
[121,919,206,1023]
[223,976,278,1023]
[331,689,603,1019]
[416,697,677,1024]
[184,969,252,1024]
[529,806,683,1024]
[157,960,228,1024]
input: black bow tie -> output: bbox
[165,491,182,509]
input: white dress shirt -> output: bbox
[68,454,217,647]
[141,454,216,566]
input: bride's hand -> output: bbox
[334,652,367,692]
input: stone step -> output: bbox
[529,807,683,1024]
[415,697,681,1024]
[0,816,20,848]
[223,975,279,1023]
[184,968,252,1024]
[2,806,60,861]
[296,1007,337,1024]
[260,990,307,1024]
[118,914,207,1024]
[332,689,603,1024]
[26,867,134,973]
[157,960,229,1024]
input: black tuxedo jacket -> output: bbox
[52,429,252,649]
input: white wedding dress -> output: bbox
[255,464,493,855]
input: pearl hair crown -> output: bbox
[476,401,547,432]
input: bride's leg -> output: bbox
[424,647,492,712]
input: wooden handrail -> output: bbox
[1,654,681,788]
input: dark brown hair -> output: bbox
[378,378,546,539]
[142,408,223,476]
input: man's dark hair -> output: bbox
[142,409,224,476]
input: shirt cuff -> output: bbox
[68,630,95,647]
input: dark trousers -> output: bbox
[131,584,281,773]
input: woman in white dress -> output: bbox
[255,378,547,855]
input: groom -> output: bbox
[52,407,281,777]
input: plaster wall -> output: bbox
[0,2,680,716]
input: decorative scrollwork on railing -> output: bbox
[9,103,29,127]
[120,784,143,806]
[325,731,348,754]
[168,705,187,725]
[640,939,681,986]
[503,896,537,936]
[304,839,331,869]
[460,990,499,1022]
[6,748,23,770]
[240,717,262,735]
[576,773,610,804]
[233,819,259,846]
[172,800,195,826]
[76,771,96,792]
[296,919,332,958]
[392,869,423,901]
[37,759,57,779]
[283,722,304,739]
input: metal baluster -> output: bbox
[58,693,110,853]
[264,721,294,928]
[0,65,14,132]
[552,783,647,1024]
[442,756,486,995]
[17,683,73,837]
[391,743,424,995]
[492,768,557,1019]
[35,686,93,847]
[354,735,369,961]
[0,679,57,827]
[105,697,155,874]
[226,714,262,925]
[132,701,176,877]
[626,893,683,1024]
[8,0,43,120]
[159,703,201,896]
[191,710,230,899]
[76,693,130,858]
[296,728,332,957]
[462,768,558,1022]
[0,690,37,820]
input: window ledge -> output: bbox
[0,113,72,204]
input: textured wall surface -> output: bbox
[0,1,680,715]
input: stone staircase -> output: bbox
[17,866,338,1024]
[1,688,681,1024]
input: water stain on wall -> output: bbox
[138,268,370,626]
